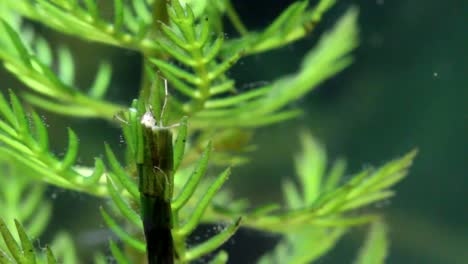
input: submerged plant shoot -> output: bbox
[0,0,416,263]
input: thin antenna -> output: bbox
[142,77,180,130]
[148,80,157,111]
[114,112,129,125]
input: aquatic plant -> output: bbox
[0,0,416,263]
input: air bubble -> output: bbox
[41,116,50,127]
[375,199,391,208]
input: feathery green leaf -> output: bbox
[100,208,146,252]
[354,221,389,264]
[172,141,212,211]
[176,167,231,237]
[183,217,241,261]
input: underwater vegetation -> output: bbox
[0,0,420,263]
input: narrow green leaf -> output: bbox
[0,218,22,262]
[193,109,301,128]
[160,22,189,50]
[134,20,150,41]
[0,121,17,140]
[31,111,49,152]
[170,0,187,20]
[176,167,231,236]
[184,2,196,23]
[312,170,370,215]
[209,80,235,95]
[113,0,124,31]
[106,173,125,196]
[26,203,51,238]
[50,232,78,264]
[106,177,142,228]
[224,0,247,36]
[23,94,96,117]
[248,204,280,218]
[207,250,228,264]
[1,20,30,66]
[46,246,57,264]
[323,158,346,192]
[104,144,139,200]
[295,132,327,204]
[0,249,13,264]
[183,217,241,261]
[289,227,346,264]
[207,52,241,81]
[87,158,105,184]
[172,141,212,211]
[203,36,223,63]
[282,180,302,209]
[160,70,198,98]
[100,208,146,252]
[14,220,36,264]
[259,2,306,41]
[8,90,29,135]
[349,150,416,199]
[132,0,152,23]
[367,150,417,193]
[205,86,269,109]
[342,191,394,212]
[0,92,16,127]
[35,37,53,66]
[368,171,407,195]
[91,69,112,101]
[29,57,71,93]
[109,240,130,264]
[19,184,44,220]
[173,116,188,172]
[57,46,75,85]
[308,0,336,23]
[354,221,388,264]
[83,0,99,18]
[51,0,76,10]
[0,146,72,193]
[122,6,138,31]
[151,59,200,85]
[59,128,79,171]
[197,19,211,47]
[281,3,307,34]
[93,253,107,264]
[158,40,195,67]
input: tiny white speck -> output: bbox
[433,72,439,77]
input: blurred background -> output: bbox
[1,0,466,263]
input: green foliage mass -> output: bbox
[0,0,416,263]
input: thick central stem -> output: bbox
[139,110,175,264]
